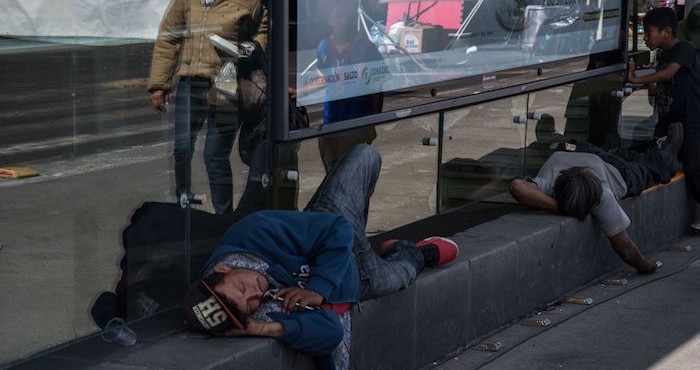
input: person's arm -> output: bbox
[290,40,331,99]
[289,68,327,98]
[628,59,682,84]
[218,211,355,301]
[509,178,558,214]
[250,1,269,52]
[607,231,658,273]
[147,0,186,94]
[221,318,285,338]
[303,214,356,300]
[266,310,344,356]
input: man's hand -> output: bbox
[239,42,256,58]
[150,90,167,113]
[608,231,659,274]
[221,318,284,338]
[274,286,324,313]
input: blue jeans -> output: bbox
[174,78,237,214]
[304,144,424,299]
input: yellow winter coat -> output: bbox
[147,0,268,93]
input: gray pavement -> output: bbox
[434,235,700,370]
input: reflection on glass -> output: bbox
[440,97,528,210]
[296,0,624,108]
[296,114,439,231]
[564,72,624,149]
[440,74,624,212]
[293,2,385,171]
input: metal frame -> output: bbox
[271,0,629,143]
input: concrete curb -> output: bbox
[9,179,690,370]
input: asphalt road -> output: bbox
[0,38,161,164]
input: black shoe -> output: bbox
[659,122,683,158]
[658,122,684,173]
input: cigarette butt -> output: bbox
[670,245,692,252]
[472,341,504,352]
[565,297,594,305]
[604,277,628,286]
[521,317,552,327]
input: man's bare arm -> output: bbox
[509,178,558,214]
[222,319,284,338]
[608,231,658,274]
[628,59,681,84]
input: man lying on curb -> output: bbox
[182,144,459,370]
[510,122,684,274]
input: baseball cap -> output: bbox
[182,279,244,334]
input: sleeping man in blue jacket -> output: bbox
[182,144,459,369]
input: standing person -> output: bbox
[182,144,459,370]
[148,0,268,215]
[628,7,700,228]
[315,2,386,172]
[510,122,684,274]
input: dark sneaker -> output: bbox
[657,122,684,174]
[416,237,459,267]
[659,122,683,158]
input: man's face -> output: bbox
[213,267,270,316]
[644,25,667,49]
[331,8,356,43]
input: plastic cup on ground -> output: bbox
[101,317,137,346]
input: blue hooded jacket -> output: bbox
[202,210,360,357]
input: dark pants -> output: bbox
[682,135,700,202]
[174,77,236,214]
[318,126,377,173]
[574,142,676,197]
[173,78,298,215]
[304,144,424,299]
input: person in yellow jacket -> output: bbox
[148,0,268,215]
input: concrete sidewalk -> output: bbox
[434,234,700,370]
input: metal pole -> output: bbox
[436,111,445,215]
[270,0,289,142]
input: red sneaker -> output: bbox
[378,239,400,257]
[416,236,459,267]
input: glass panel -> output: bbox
[0,37,184,364]
[524,73,623,178]
[296,114,440,232]
[524,85,571,175]
[294,0,624,109]
[1,0,276,365]
[619,82,657,149]
[559,72,626,149]
[440,95,528,211]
